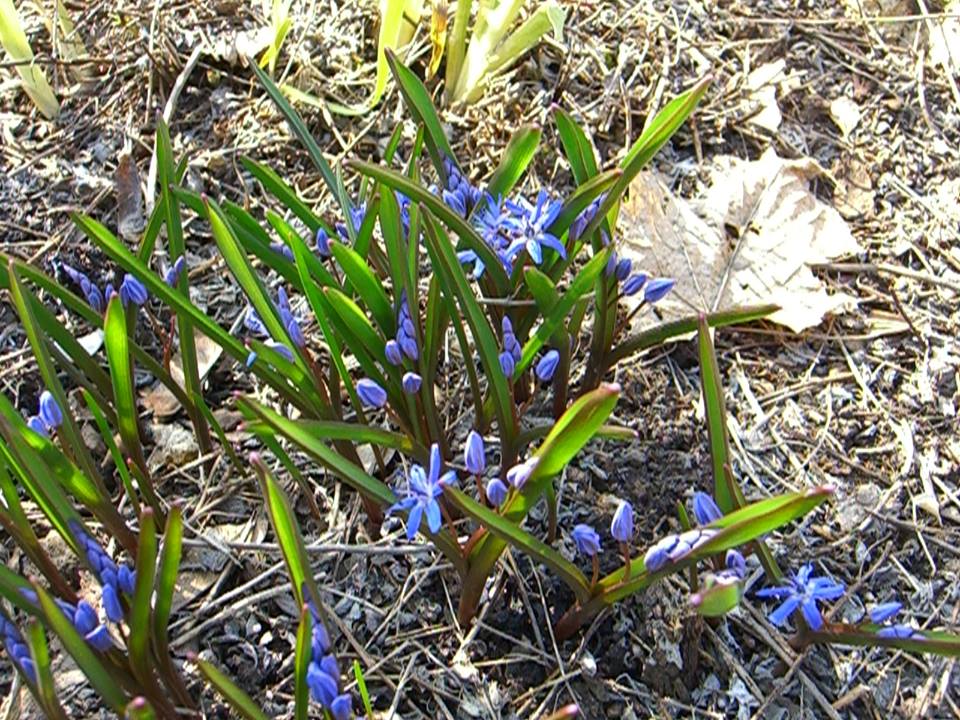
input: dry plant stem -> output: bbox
[621,542,631,582]
[474,473,487,505]
[590,555,599,588]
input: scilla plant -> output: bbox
[2,54,958,720]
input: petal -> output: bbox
[801,599,823,630]
[428,444,442,488]
[538,232,567,259]
[406,504,423,540]
[425,499,442,534]
[767,596,801,627]
[527,238,542,265]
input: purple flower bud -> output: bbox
[506,457,538,489]
[119,274,148,306]
[244,307,268,336]
[312,621,331,658]
[85,624,113,651]
[104,284,117,303]
[643,278,676,304]
[269,241,294,260]
[357,379,387,408]
[464,431,485,475]
[26,416,48,437]
[725,549,746,579]
[571,524,601,557]
[869,601,902,623]
[265,341,295,363]
[315,228,333,257]
[398,335,419,361]
[535,350,560,382]
[877,624,918,639]
[644,546,670,572]
[285,317,305,348]
[384,339,403,366]
[307,661,339,706]
[692,492,723,526]
[118,565,136,595]
[330,695,352,720]
[621,273,648,296]
[499,350,515,378]
[84,282,105,313]
[486,478,508,506]
[605,252,617,278]
[73,601,98,635]
[320,653,339,680]
[245,351,258,368]
[402,372,422,394]
[164,256,186,287]
[102,583,123,623]
[610,500,634,543]
[38,391,63,429]
[615,258,632,281]
[501,316,514,336]
[443,189,467,217]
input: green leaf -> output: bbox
[294,605,311,720]
[128,509,157,686]
[82,390,139,515]
[446,487,590,602]
[690,575,744,617]
[153,505,182,660]
[486,125,541,199]
[248,59,339,199]
[553,107,598,184]
[25,620,67,718]
[194,657,270,720]
[238,398,395,507]
[806,625,960,657]
[241,157,324,233]
[607,304,779,368]
[354,660,375,717]
[330,242,394,335]
[421,215,516,447]
[251,456,320,610]
[516,249,609,375]
[385,49,454,179]
[244,418,418,458]
[697,315,734,513]
[350,159,510,294]
[33,584,128,711]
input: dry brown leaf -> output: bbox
[618,148,862,334]
[115,153,144,241]
[141,330,223,418]
[829,96,861,139]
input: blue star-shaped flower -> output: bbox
[504,190,566,265]
[389,444,457,539]
[755,563,845,630]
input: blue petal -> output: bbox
[801,599,823,630]
[767,596,801,627]
[406,504,423,539]
[425,499,442,534]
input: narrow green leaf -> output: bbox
[294,605,311,720]
[103,298,146,471]
[553,107,598,184]
[807,625,960,657]
[241,157,324,233]
[330,243,394,335]
[128,509,157,686]
[194,657,270,720]
[697,315,734,513]
[25,620,67,718]
[34,584,128,711]
[607,304,779,368]
[446,487,591,602]
[486,125,541,199]
[385,49,454,179]
[80,390,139,514]
[421,215,516,446]
[153,505,182,659]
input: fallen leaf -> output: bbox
[141,330,224,418]
[618,148,862,333]
[115,153,145,241]
[742,60,785,132]
[929,0,960,73]
[829,96,861,139]
[147,423,199,471]
[834,157,874,219]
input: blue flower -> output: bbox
[464,431,485,475]
[569,196,604,242]
[614,258,632,281]
[0,612,36,683]
[119,273,148,307]
[62,264,105,313]
[164,256,186,287]
[384,339,403,366]
[610,500,634,543]
[303,593,351,715]
[643,278,676,304]
[643,529,718,572]
[877,625,919,639]
[571,524,601,557]
[402,372,422,394]
[535,350,560,382]
[692,492,722,525]
[38,391,63,430]
[357,378,387,408]
[621,273,648,296]
[26,415,48,437]
[244,307,268,336]
[501,317,522,363]
[755,564,845,631]
[457,249,486,279]
[725,550,746,579]
[504,190,566,265]
[69,521,136,626]
[388,444,457,539]
[506,457,538,489]
[486,478,508,507]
